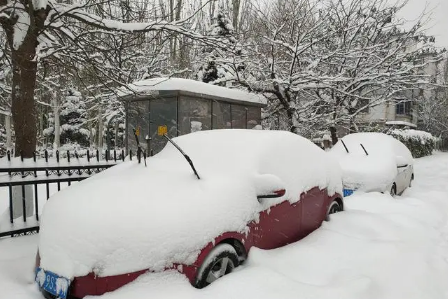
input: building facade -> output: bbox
[357,47,446,131]
[119,78,266,155]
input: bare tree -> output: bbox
[307,0,438,143]
[229,0,438,142]
[417,51,448,140]
[0,0,228,158]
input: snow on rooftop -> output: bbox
[118,77,267,105]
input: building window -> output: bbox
[178,97,212,135]
[212,102,231,129]
[127,100,149,152]
[396,100,412,116]
[149,97,177,154]
[231,105,247,129]
[247,106,261,129]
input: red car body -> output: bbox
[37,187,342,298]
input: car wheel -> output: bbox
[195,243,239,289]
[325,200,342,221]
[390,184,397,197]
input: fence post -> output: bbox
[45,150,48,163]
[96,149,99,162]
[7,150,10,161]
[21,171,26,222]
[56,150,60,163]
[8,183,13,224]
[121,150,124,161]
[130,150,132,161]
[45,167,50,200]
[20,151,23,162]
[34,166,39,221]
[87,150,90,162]
[67,150,70,163]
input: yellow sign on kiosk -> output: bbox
[158,125,167,136]
[135,127,140,136]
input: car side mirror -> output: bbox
[396,156,408,168]
[254,174,286,201]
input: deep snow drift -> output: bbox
[1,152,448,299]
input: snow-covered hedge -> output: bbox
[387,129,436,158]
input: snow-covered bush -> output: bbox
[60,89,90,146]
[387,129,436,158]
[195,11,243,85]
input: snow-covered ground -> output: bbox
[1,152,448,299]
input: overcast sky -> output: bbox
[399,0,448,48]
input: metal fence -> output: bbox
[0,149,133,238]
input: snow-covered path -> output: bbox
[1,153,448,299]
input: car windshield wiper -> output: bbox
[360,143,369,156]
[340,139,350,153]
[163,134,201,180]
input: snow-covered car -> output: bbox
[35,129,343,299]
[328,132,414,196]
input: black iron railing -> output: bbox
[0,149,129,238]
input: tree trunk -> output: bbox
[330,126,338,145]
[89,121,95,149]
[232,0,241,31]
[97,111,103,149]
[1,5,49,158]
[5,114,12,150]
[286,108,298,134]
[11,48,38,158]
[114,121,120,148]
[9,43,38,219]
[39,110,44,147]
[169,0,175,61]
[53,97,61,150]
[1,5,50,222]
[209,0,217,19]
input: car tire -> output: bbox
[195,243,239,289]
[390,184,397,197]
[325,200,342,221]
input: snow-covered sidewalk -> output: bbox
[1,153,448,299]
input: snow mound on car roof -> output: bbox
[38,130,342,279]
[329,133,412,191]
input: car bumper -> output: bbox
[36,264,198,298]
[36,269,148,298]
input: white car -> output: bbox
[329,132,414,196]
